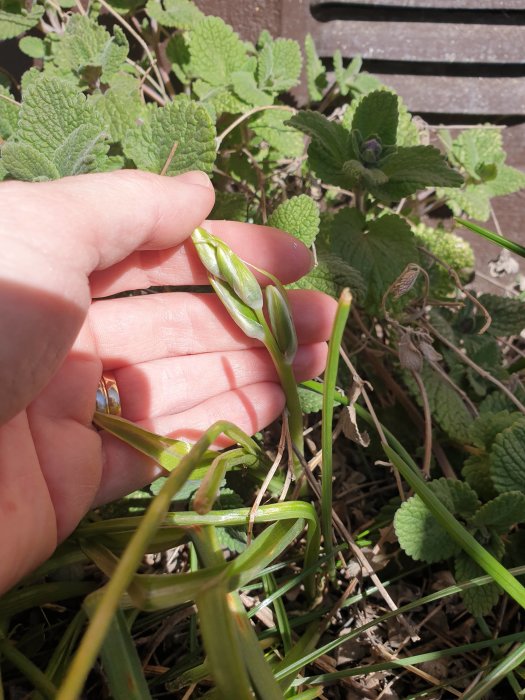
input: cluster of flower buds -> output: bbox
[192,227,298,364]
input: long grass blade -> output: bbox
[456,218,525,258]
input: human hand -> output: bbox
[0,170,336,593]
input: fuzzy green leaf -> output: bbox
[257,38,302,93]
[332,211,418,308]
[145,0,204,29]
[188,16,249,87]
[166,34,191,85]
[304,33,327,102]
[468,411,523,451]
[438,183,491,221]
[123,96,216,175]
[471,492,525,534]
[287,110,355,187]
[0,5,43,40]
[395,479,480,564]
[0,142,60,181]
[462,454,497,502]
[0,86,19,139]
[373,145,464,201]
[477,294,525,337]
[486,164,525,197]
[334,52,362,97]
[287,252,365,300]
[231,71,273,107]
[89,74,145,142]
[490,419,525,494]
[267,195,320,247]
[297,386,324,414]
[351,90,398,145]
[1,76,110,180]
[249,108,304,158]
[455,547,502,616]
[51,15,129,83]
[448,128,505,178]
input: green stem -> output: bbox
[0,634,57,699]
[57,421,259,700]
[462,642,525,700]
[321,289,352,577]
[257,312,304,482]
[456,218,525,259]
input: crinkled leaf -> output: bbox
[210,192,247,221]
[287,252,365,300]
[414,222,474,296]
[89,74,145,142]
[250,108,304,158]
[373,145,463,201]
[267,195,320,246]
[455,547,502,616]
[231,71,272,107]
[145,0,204,29]
[471,492,525,534]
[438,183,491,221]
[123,96,216,175]
[188,16,248,87]
[287,110,355,187]
[193,79,247,116]
[0,86,19,139]
[0,142,60,181]
[2,76,110,180]
[448,128,505,178]
[334,52,362,97]
[304,33,327,101]
[486,164,525,197]
[351,90,398,145]
[411,365,474,442]
[477,294,525,337]
[468,411,523,451]
[395,479,480,563]
[166,34,191,85]
[462,454,497,502]
[297,386,324,414]
[51,15,129,83]
[332,211,418,309]
[490,419,525,494]
[257,38,302,93]
[0,4,43,40]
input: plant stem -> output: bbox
[321,289,352,577]
[456,218,525,259]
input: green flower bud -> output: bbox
[216,244,263,310]
[210,277,265,342]
[265,284,298,364]
[192,227,221,278]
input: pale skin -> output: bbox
[0,169,336,594]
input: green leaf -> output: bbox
[0,142,60,181]
[1,76,110,180]
[18,35,45,59]
[297,386,324,414]
[304,33,327,102]
[351,90,398,145]
[0,5,43,40]
[89,74,145,142]
[477,294,525,337]
[0,86,19,139]
[51,15,129,84]
[332,211,418,308]
[414,222,474,296]
[333,52,362,97]
[267,195,320,247]
[448,128,505,178]
[471,492,525,534]
[287,110,355,187]
[438,183,491,221]
[486,164,525,197]
[145,0,204,29]
[394,478,480,564]
[210,192,247,221]
[490,419,525,494]
[287,252,365,300]
[249,108,304,159]
[123,96,216,175]
[257,38,302,93]
[468,411,523,451]
[231,71,273,107]
[373,145,464,201]
[188,16,249,87]
[166,34,191,85]
[412,365,474,442]
[462,454,497,502]
[455,547,502,616]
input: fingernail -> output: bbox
[176,170,213,189]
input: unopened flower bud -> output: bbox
[265,284,298,364]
